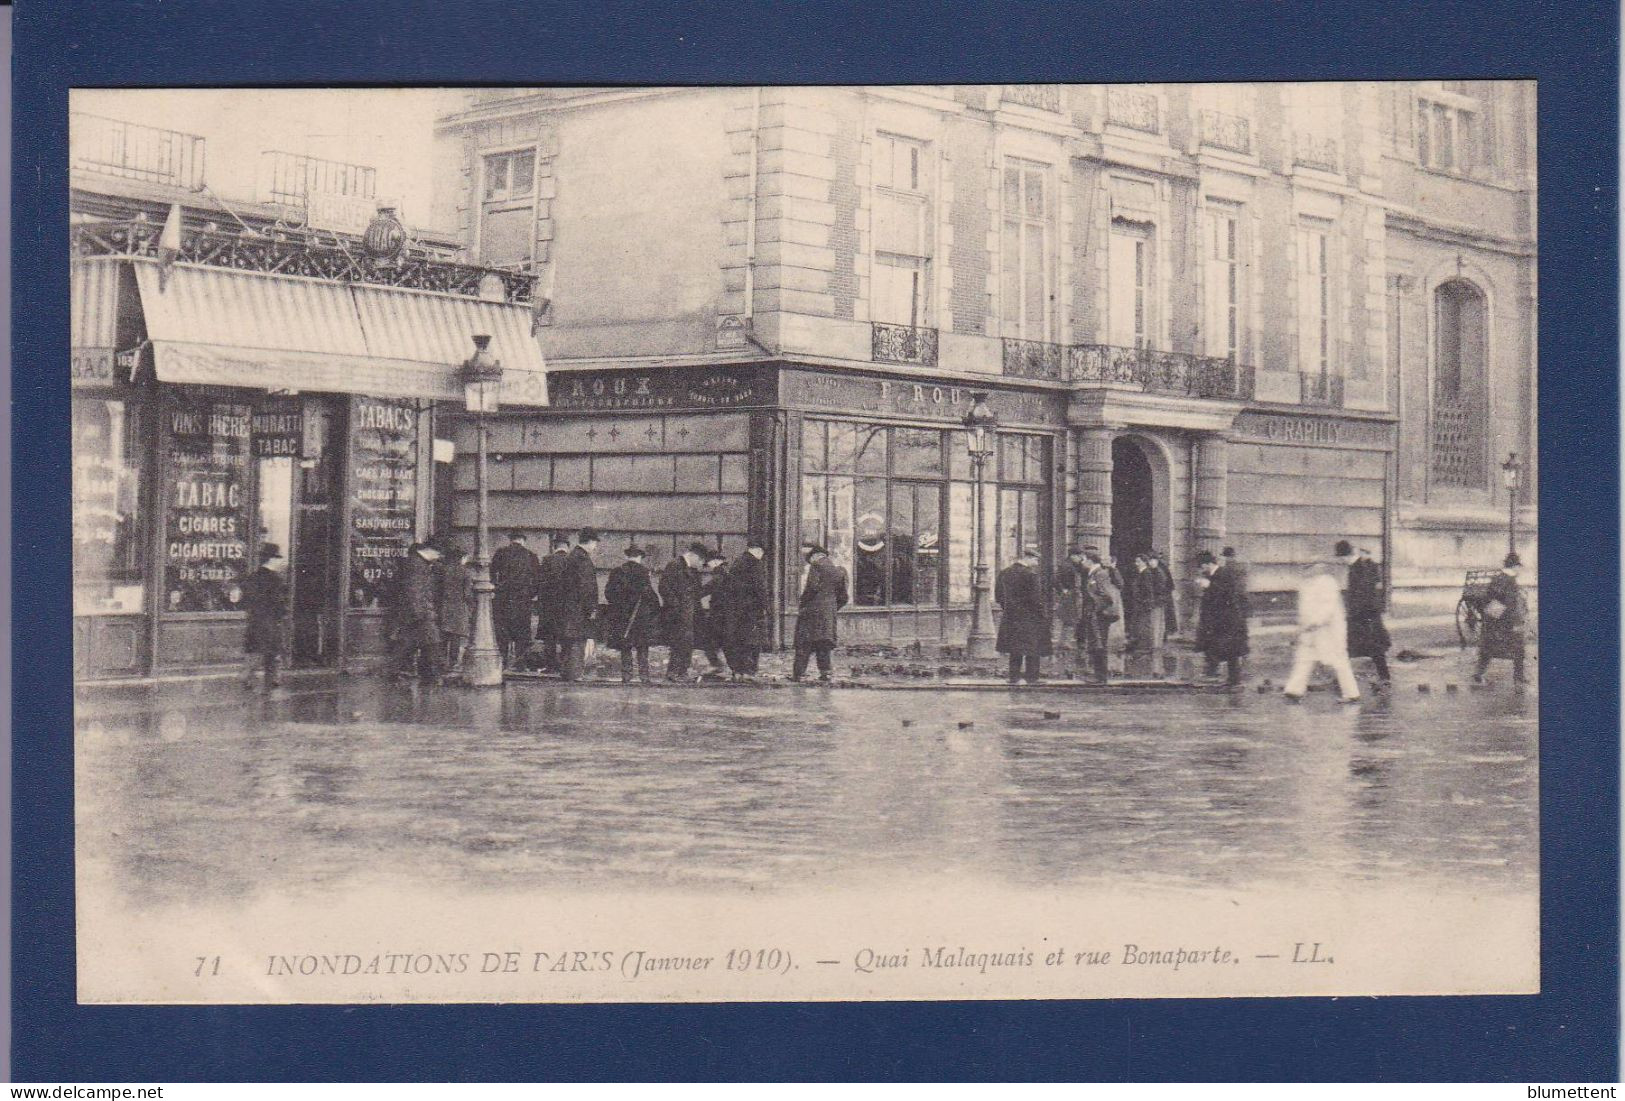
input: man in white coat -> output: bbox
[1283,559,1361,703]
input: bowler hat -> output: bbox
[746,536,766,551]
[1221,546,1237,558]
[624,544,646,558]
[507,529,526,541]
[1503,551,1522,568]
[687,541,712,557]
[1333,539,1354,558]
[1195,550,1218,566]
[259,542,283,560]
[578,527,601,542]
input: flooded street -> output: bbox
[76,653,1537,909]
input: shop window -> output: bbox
[348,395,419,610]
[73,397,147,616]
[1431,280,1488,488]
[163,392,255,613]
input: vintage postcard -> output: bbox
[69,82,1538,1004]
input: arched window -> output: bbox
[1431,279,1487,488]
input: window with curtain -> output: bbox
[872,133,931,328]
[1001,158,1053,341]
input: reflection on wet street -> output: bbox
[76,666,1537,907]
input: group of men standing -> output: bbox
[489,528,601,680]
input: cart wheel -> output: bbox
[1455,597,1481,647]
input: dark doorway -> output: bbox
[1110,436,1153,567]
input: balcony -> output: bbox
[1069,344,1255,401]
[70,113,206,190]
[1002,338,1065,381]
[871,322,938,368]
[1198,109,1251,155]
[1299,371,1345,407]
[1430,397,1486,488]
[1106,88,1161,134]
[1001,84,1063,113]
[258,150,377,207]
[1293,133,1340,173]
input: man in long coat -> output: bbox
[721,538,769,679]
[240,541,288,690]
[1283,558,1360,702]
[1340,540,1392,687]
[995,546,1051,684]
[390,541,444,682]
[532,532,572,673]
[792,545,848,683]
[1195,549,1249,688]
[1072,545,1120,685]
[695,552,731,677]
[659,543,705,681]
[603,544,661,684]
[436,538,475,674]
[1474,551,1528,686]
[490,530,540,669]
[556,528,601,681]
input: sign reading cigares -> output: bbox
[164,391,253,612]
[349,395,420,610]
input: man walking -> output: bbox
[556,528,601,681]
[240,541,288,690]
[792,545,848,683]
[722,538,769,680]
[995,546,1050,684]
[604,544,660,684]
[1283,554,1360,703]
[696,551,731,678]
[1072,545,1120,685]
[490,530,540,670]
[1339,541,1392,688]
[1474,552,1529,687]
[1195,549,1248,688]
[437,538,475,674]
[659,543,706,681]
[391,541,445,683]
[532,532,572,673]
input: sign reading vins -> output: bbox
[164,393,253,612]
[349,395,419,609]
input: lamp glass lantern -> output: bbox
[1501,452,1521,491]
[960,391,998,659]
[962,392,998,458]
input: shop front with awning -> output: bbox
[71,255,548,679]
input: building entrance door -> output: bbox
[1110,435,1153,566]
[253,396,344,668]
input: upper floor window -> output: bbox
[872,134,931,329]
[1204,202,1243,361]
[1290,84,1343,172]
[1297,218,1336,375]
[1108,220,1154,349]
[1000,158,1053,341]
[1416,98,1477,174]
[480,148,537,269]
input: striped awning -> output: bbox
[71,259,123,384]
[130,260,548,405]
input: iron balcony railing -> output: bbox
[1069,343,1256,400]
[1106,87,1161,134]
[1299,371,1345,407]
[70,113,207,190]
[1198,109,1252,155]
[1002,338,1065,380]
[259,150,377,207]
[871,323,939,367]
[1293,133,1340,172]
[72,217,536,303]
[1002,84,1063,113]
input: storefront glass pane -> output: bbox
[800,474,826,553]
[888,483,915,605]
[894,427,943,478]
[349,395,419,609]
[800,419,826,472]
[163,392,253,613]
[913,483,941,606]
[999,487,1020,572]
[256,456,294,567]
[72,397,146,616]
[948,481,971,605]
[852,477,888,606]
[824,475,855,583]
[949,431,973,481]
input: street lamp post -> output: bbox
[460,334,506,687]
[962,392,998,659]
[1501,452,1521,556]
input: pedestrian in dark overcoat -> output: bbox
[721,539,769,678]
[603,545,661,684]
[532,533,571,672]
[437,540,475,673]
[1474,551,1528,686]
[1339,540,1392,685]
[241,542,288,689]
[490,530,540,669]
[1196,549,1249,686]
[1149,551,1179,636]
[552,529,600,681]
[995,547,1051,684]
[1072,546,1120,684]
[660,543,705,681]
[390,541,445,682]
[792,545,849,682]
[1130,552,1175,676]
[696,553,730,675]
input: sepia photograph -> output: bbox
[67,81,1539,1004]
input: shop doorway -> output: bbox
[253,396,344,667]
[1110,435,1155,566]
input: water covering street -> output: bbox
[76,647,1536,908]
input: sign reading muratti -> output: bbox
[782,370,1064,427]
[548,367,774,412]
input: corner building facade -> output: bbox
[433,83,1536,643]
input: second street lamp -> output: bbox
[1501,452,1522,556]
[962,392,998,659]
[459,334,506,688]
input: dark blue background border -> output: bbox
[13,0,1619,1081]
